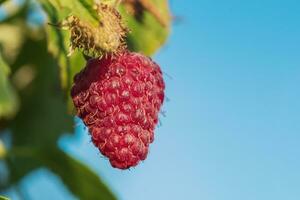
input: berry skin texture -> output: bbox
[71,51,165,169]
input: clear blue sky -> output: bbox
[4,0,300,199]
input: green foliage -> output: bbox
[0,0,171,199]
[6,147,116,200]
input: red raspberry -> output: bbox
[71,51,165,169]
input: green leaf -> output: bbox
[0,28,75,187]
[0,52,19,119]
[39,0,98,24]
[0,0,8,5]
[0,195,9,200]
[9,34,74,147]
[6,147,117,200]
[40,148,117,200]
[120,0,171,55]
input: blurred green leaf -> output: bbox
[1,27,74,186]
[6,147,117,200]
[120,0,171,55]
[0,52,19,119]
[0,0,8,5]
[39,0,98,24]
[40,148,117,200]
[9,32,73,146]
[0,195,9,200]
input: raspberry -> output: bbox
[71,51,165,169]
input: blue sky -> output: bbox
[3,0,300,199]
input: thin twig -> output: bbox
[47,22,62,28]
